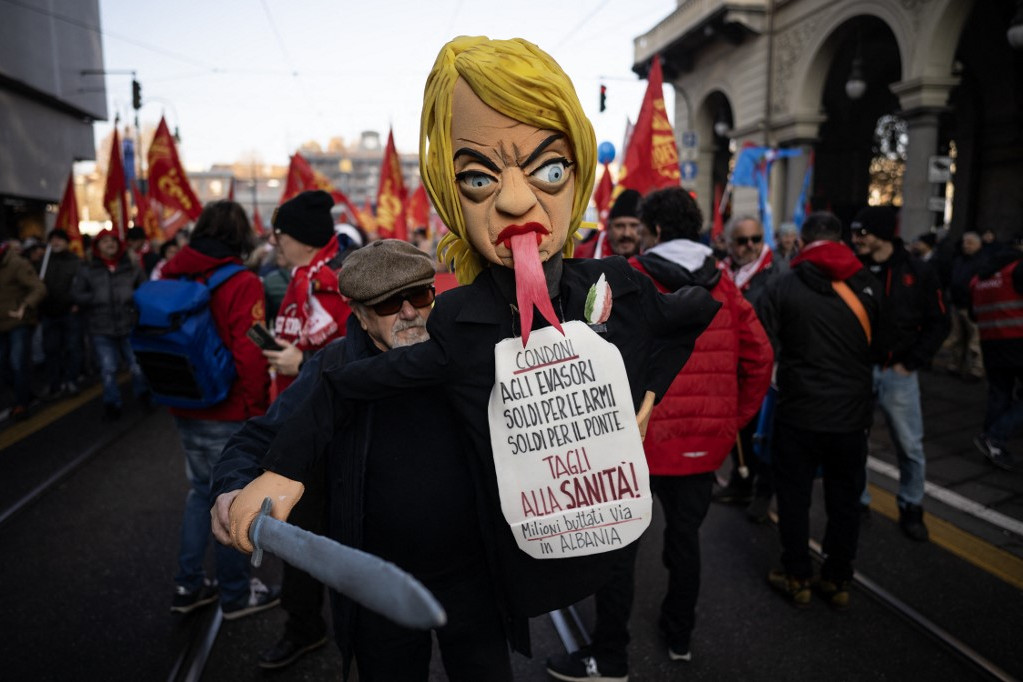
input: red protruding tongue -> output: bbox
[509,232,563,347]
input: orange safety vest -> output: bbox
[971,261,1023,341]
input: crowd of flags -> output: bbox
[56,52,817,251]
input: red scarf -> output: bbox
[92,229,125,272]
[274,238,343,349]
[724,247,773,291]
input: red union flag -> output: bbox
[406,183,429,233]
[281,152,363,229]
[104,128,130,238]
[148,117,203,221]
[54,171,83,256]
[132,180,162,241]
[375,129,408,241]
[251,206,266,236]
[618,55,680,194]
[593,163,614,227]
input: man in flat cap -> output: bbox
[211,240,511,678]
[852,205,949,542]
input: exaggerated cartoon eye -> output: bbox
[531,159,571,184]
[456,171,495,189]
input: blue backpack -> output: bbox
[130,263,246,409]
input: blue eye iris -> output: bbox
[532,160,568,184]
[464,173,492,189]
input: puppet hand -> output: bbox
[211,490,241,547]
[227,471,305,553]
[636,391,656,442]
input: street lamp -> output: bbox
[845,55,867,100]
[714,119,731,138]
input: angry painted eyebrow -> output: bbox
[453,148,502,173]
[453,133,566,173]
[521,134,565,168]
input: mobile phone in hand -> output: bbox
[247,323,283,351]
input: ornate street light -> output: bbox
[846,55,867,100]
[1008,0,1023,49]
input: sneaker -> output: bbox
[711,481,753,505]
[221,577,281,621]
[258,633,328,670]
[65,381,80,397]
[667,647,692,662]
[974,434,1015,471]
[546,649,628,682]
[817,577,852,610]
[767,569,812,607]
[746,495,772,523]
[171,578,219,614]
[898,504,929,542]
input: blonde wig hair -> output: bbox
[421,36,597,284]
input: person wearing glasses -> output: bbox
[256,189,355,669]
[212,240,514,678]
[715,215,786,514]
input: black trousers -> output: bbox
[352,559,511,681]
[591,472,714,661]
[281,462,328,641]
[771,422,866,581]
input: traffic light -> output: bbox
[599,84,607,113]
[132,79,142,110]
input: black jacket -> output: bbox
[39,250,82,317]
[756,253,881,432]
[268,256,720,629]
[862,241,950,371]
[72,255,145,336]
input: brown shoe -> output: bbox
[817,578,852,610]
[768,570,812,607]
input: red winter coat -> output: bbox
[630,241,773,476]
[161,245,270,422]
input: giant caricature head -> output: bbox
[421,36,597,284]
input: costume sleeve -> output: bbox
[639,272,721,401]
[212,345,333,497]
[733,284,774,427]
[903,263,950,371]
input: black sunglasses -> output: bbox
[372,286,436,316]
[734,235,763,247]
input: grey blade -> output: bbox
[250,499,446,630]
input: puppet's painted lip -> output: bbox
[496,222,549,249]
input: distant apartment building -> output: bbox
[303,131,420,209]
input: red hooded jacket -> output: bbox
[161,245,269,421]
[630,240,773,476]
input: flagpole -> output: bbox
[251,160,258,218]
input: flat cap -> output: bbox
[338,239,436,305]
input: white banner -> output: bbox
[488,320,651,559]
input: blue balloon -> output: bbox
[597,141,616,165]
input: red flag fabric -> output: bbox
[711,183,725,239]
[406,184,430,233]
[132,180,163,241]
[227,176,235,201]
[280,152,363,230]
[148,117,203,221]
[375,128,408,241]
[593,162,614,227]
[54,171,84,256]
[618,56,680,194]
[252,206,266,236]
[104,128,130,238]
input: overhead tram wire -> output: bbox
[553,0,614,51]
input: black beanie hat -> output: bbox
[851,206,898,242]
[609,189,642,221]
[274,190,335,248]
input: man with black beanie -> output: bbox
[852,206,950,542]
[574,189,642,259]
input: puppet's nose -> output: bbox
[495,169,538,216]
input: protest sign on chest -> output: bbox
[488,320,651,559]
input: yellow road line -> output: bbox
[0,384,105,452]
[868,483,1023,590]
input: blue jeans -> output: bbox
[174,417,250,604]
[0,325,32,407]
[862,366,926,508]
[42,314,83,391]
[984,367,1023,445]
[91,333,147,407]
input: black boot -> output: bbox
[898,503,929,542]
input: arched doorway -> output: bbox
[698,90,735,230]
[814,16,903,229]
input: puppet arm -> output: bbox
[643,282,721,400]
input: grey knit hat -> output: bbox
[338,239,435,304]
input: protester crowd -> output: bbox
[3,36,1021,682]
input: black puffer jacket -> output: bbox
[756,242,881,432]
[40,249,82,317]
[72,254,145,336]
[861,241,950,371]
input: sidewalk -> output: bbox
[866,363,1023,565]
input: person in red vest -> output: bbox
[970,232,1023,471]
[260,189,354,669]
[573,189,643,259]
[548,187,773,676]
